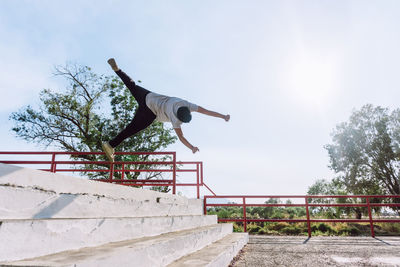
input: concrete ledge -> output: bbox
[0,215,218,262]
[0,164,203,219]
[1,224,234,267]
[168,233,248,267]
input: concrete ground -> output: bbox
[230,235,400,267]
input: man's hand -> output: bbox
[174,128,199,153]
[224,114,230,122]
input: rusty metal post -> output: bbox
[50,153,56,173]
[305,196,311,237]
[200,162,204,185]
[109,162,114,182]
[196,163,200,199]
[172,152,176,194]
[367,197,375,237]
[121,162,125,182]
[243,197,247,232]
[203,196,207,215]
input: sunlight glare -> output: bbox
[287,57,337,108]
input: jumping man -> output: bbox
[102,58,230,161]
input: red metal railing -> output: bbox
[0,151,216,199]
[204,195,400,237]
[5,152,399,237]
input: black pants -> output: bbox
[109,70,156,148]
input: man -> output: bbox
[102,58,230,162]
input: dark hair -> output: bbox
[177,106,192,123]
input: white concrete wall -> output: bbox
[0,163,240,266]
[0,215,217,261]
[0,164,203,219]
[3,224,233,267]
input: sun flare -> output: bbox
[286,57,337,107]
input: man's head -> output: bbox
[177,106,192,123]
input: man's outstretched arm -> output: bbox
[196,106,230,121]
[174,128,199,154]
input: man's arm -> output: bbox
[174,128,199,154]
[196,106,230,121]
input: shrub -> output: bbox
[309,223,337,235]
[313,230,330,236]
[248,224,262,234]
[353,223,371,232]
[258,228,267,235]
[337,228,349,235]
[271,212,284,219]
[348,226,361,236]
[269,222,290,231]
[217,210,230,218]
[264,229,280,235]
[281,226,302,235]
[335,223,350,236]
[379,223,400,234]
[311,224,318,232]
[233,223,244,233]
[317,223,329,233]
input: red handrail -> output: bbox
[204,195,400,237]
[0,151,216,199]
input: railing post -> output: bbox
[203,196,207,215]
[200,162,204,185]
[367,197,375,237]
[196,163,200,199]
[50,153,56,173]
[121,162,125,182]
[172,152,176,194]
[243,197,247,232]
[305,196,311,238]
[109,162,114,182]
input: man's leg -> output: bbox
[103,58,155,161]
[109,107,156,148]
[108,58,149,105]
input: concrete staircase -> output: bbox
[0,163,248,267]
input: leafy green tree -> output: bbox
[307,179,351,218]
[285,199,306,219]
[324,104,400,213]
[325,104,400,195]
[260,198,282,218]
[10,63,177,183]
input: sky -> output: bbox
[1,0,400,197]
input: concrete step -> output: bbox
[0,215,217,262]
[1,223,234,267]
[0,164,203,219]
[168,233,248,267]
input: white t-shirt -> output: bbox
[145,92,198,128]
